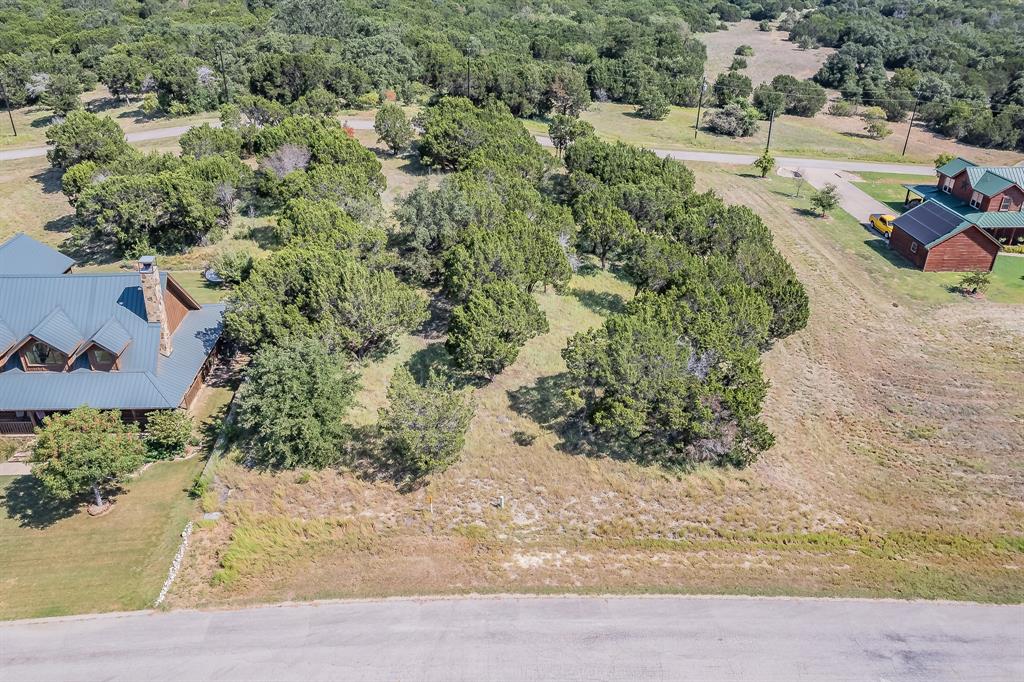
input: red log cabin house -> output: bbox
[893,157,1023,272]
[0,234,224,435]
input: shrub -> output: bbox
[865,118,892,140]
[703,103,759,137]
[712,71,752,106]
[729,57,747,71]
[810,183,840,216]
[735,45,755,57]
[145,410,194,460]
[934,153,955,168]
[377,367,475,478]
[958,270,990,295]
[758,20,771,31]
[446,281,549,379]
[209,248,255,287]
[828,100,856,117]
[636,86,671,120]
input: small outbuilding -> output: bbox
[890,201,1000,272]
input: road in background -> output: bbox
[1,595,1021,681]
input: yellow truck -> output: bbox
[868,213,896,238]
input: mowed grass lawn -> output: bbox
[0,457,202,620]
[852,171,937,213]
[710,168,1024,305]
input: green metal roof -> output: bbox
[903,184,1024,229]
[934,157,1024,197]
[935,157,975,178]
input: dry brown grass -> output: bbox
[167,179,1023,607]
[699,20,834,83]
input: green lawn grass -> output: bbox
[809,205,1023,305]
[168,270,231,304]
[0,457,202,620]
[852,172,937,213]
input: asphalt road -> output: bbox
[5,121,932,175]
[1,595,1021,681]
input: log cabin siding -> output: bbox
[164,281,192,334]
[981,185,1024,213]
[890,225,928,269]
[922,227,999,272]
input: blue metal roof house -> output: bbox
[0,234,224,434]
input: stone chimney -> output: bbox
[139,256,173,357]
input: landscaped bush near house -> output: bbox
[144,409,194,460]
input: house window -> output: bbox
[942,176,954,193]
[23,341,67,369]
[970,191,983,209]
[999,196,1011,212]
[910,241,918,254]
[88,347,117,371]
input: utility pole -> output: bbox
[901,99,919,157]
[0,79,16,137]
[765,110,775,152]
[694,76,708,140]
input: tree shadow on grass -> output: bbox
[1,475,81,529]
[31,167,62,194]
[507,372,634,462]
[405,342,482,391]
[793,207,821,219]
[570,287,626,316]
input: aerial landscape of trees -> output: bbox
[17,0,863,482]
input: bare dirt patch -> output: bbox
[698,20,834,83]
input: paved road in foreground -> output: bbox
[1,595,1021,681]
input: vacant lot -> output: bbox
[698,20,834,83]
[524,104,1024,165]
[166,163,1023,609]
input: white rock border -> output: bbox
[155,521,193,607]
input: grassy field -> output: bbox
[166,164,1023,608]
[0,457,202,620]
[852,172,937,213]
[734,169,1024,305]
[524,103,1024,166]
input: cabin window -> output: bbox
[23,341,67,369]
[999,196,1011,212]
[942,176,953,193]
[910,241,918,254]
[970,191,983,209]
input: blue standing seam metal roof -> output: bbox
[0,319,16,355]
[28,306,84,355]
[0,270,224,411]
[0,233,76,275]
[88,316,133,355]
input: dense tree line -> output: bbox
[792,0,1024,151]
[0,0,721,121]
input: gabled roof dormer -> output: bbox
[67,317,132,371]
